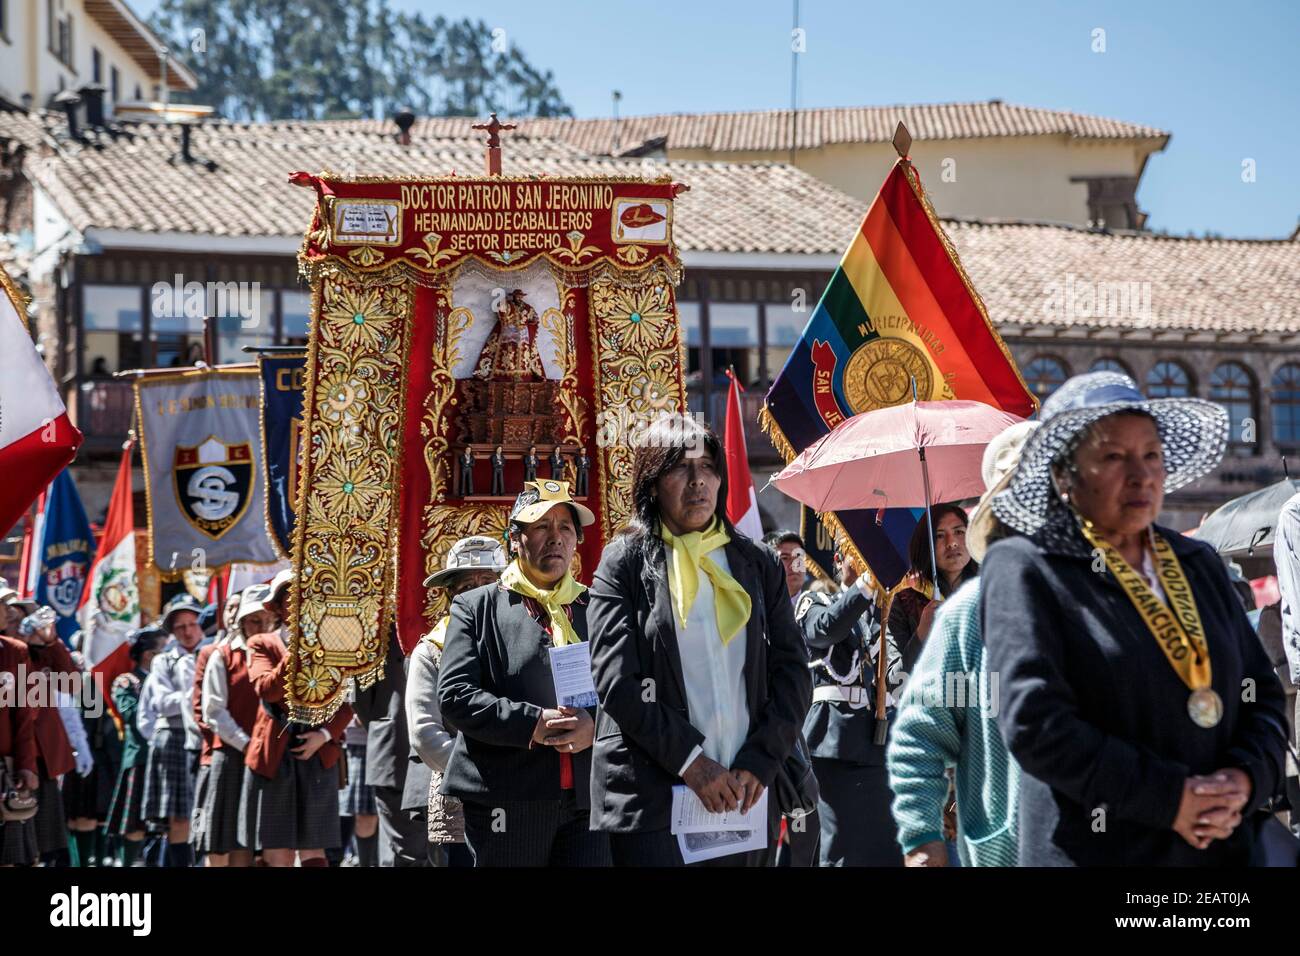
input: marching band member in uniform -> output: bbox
[796,544,905,866]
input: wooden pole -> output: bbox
[202,314,217,366]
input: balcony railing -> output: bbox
[686,386,781,462]
[76,378,135,448]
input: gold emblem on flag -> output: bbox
[843,338,933,412]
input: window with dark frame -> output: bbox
[48,1,75,70]
[92,46,101,84]
[110,66,120,104]
[1209,362,1256,449]
[1146,360,1193,399]
[1024,355,1070,400]
[1089,357,1132,377]
[1272,363,1300,448]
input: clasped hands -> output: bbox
[531,706,595,754]
[1172,768,1252,851]
[683,754,764,815]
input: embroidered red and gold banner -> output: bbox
[285,172,689,722]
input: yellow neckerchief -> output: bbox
[499,560,587,647]
[422,616,450,650]
[1076,519,1211,694]
[659,516,752,646]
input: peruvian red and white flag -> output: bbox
[723,368,764,541]
[79,442,139,681]
[0,271,81,535]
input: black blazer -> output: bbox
[437,582,593,808]
[982,522,1289,866]
[586,532,811,833]
[351,630,410,791]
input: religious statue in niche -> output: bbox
[454,285,584,499]
[457,288,564,452]
[475,288,545,381]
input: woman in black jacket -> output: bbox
[587,415,812,866]
[982,372,1288,866]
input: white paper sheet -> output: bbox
[671,784,767,833]
[676,826,767,864]
[548,641,599,709]
[669,786,768,863]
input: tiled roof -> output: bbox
[946,219,1300,337]
[0,105,47,152]
[327,100,1170,155]
[8,113,864,255]
[4,111,1294,338]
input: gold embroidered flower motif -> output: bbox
[632,377,676,413]
[323,282,399,352]
[589,282,618,316]
[601,285,671,351]
[316,369,370,425]
[347,245,384,267]
[317,457,384,520]
[293,663,334,703]
[616,244,648,265]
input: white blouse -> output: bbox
[668,545,750,774]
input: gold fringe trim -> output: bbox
[899,160,1039,414]
[298,249,681,291]
[757,403,884,606]
[255,351,307,563]
[0,263,32,331]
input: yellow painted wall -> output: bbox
[671,135,1153,226]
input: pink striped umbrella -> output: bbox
[770,400,1026,514]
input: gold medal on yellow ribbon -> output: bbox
[1079,521,1221,729]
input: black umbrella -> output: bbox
[1194,478,1300,558]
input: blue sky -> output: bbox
[134,0,1299,238]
